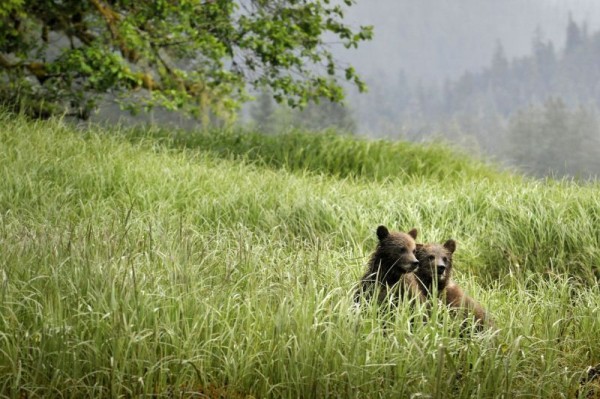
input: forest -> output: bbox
[249,15,600,178]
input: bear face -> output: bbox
[369,225,419,284]
[355,225,420,305]
[412,240,493,332]
[414,239,456,292]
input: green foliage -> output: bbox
[0,0,372,120]
[2,114,600,397]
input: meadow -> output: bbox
[1,112,600,398]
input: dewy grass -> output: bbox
[1,113,600,397]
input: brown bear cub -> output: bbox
[414,240,491,331]
[354,225,420,306]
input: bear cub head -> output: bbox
[414,239,456,291]
[369,225,419,284]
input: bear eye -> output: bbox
[443,257,448,263]
[412,249,416,255]
[400,247,406,253]
[428,255,435,261]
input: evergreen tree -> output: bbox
[504,98,600,178]
[250,89,276,133]
[532,29,556,90]
[490,41,509,82]
[289,100,357,133]
[565,13,584,55]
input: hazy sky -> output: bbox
[338,0,600,84]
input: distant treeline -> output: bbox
[246,17,600,179]
[419,16,599,120]
[347,17,600,179]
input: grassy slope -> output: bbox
[1,114,600,398]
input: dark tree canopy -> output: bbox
[0,0,372,120]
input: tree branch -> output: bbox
[89,0,139,62]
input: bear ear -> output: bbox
[443,239,456,254]
[408,228,418,240]
[376,225,390,241]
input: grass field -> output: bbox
[1,113,600,398]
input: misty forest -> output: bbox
[249,1,600,179]
[2,1,600,398]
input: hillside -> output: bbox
[1,113,599,398]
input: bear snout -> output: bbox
[408,260,419,271]
[437,265,447,276]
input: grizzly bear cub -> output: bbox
[413,240,491,331]
[354,225,420,306]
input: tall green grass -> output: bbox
[1,113,600,398]
[121,124,505,183]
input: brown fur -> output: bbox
[413,240,491,331]
[355,225,420,306]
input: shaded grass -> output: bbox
[1,113,600,397]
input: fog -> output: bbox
[342,0,600,83]
[329,0,600,178]
[94,1,600,179]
